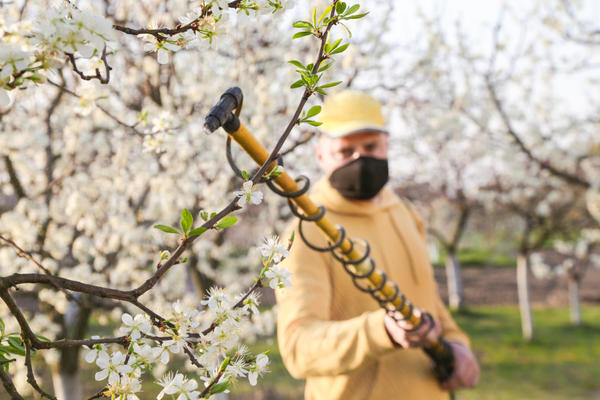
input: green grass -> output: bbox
[229,306,600,400]
[433,247,516,268]
[452,306,600,400]
[5,306,599,399]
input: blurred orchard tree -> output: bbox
[355,0,600,337]
[0,0,369,398]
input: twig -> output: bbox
[112,2,235,42]
[201,279,263,337]
[2,156,26,199]
[0,367,25,400]
[23,337,57,400]
[281,131,316,157]
[247,2,339,186]
[485,76,590,189]
[86,387,106,400]
[199,362,227,398]
[66,46,112,84]
[0,235,82,306]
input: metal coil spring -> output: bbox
[225,138,418,322]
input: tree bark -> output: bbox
[445,251,463,310]
[51,297,90,400]
[51,368,82,400]
[568,276,582,326]
[516,253,534,340]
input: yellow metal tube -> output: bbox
[229,123,418,324]
[228,122,454,382]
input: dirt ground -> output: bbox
[258,265,600,307]
[434,266,600,307]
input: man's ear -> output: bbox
[315,141,323,163]
[315,137,326,166]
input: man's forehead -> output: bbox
[328,131,387,146]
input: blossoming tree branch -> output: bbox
[0,0,366,399]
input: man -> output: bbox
[276,91,479,399]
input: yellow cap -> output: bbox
[319,90,388,138]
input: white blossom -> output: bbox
[233,180,263,207]
[258,235,289,263]
[157,372,200,400]
[248,353,269,386]
[105,374,142,400]
[120,313,152,340]
[95,351,135,385]
[264,265,292,289]
[82,336,105,363]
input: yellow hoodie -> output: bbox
[276,179,470,400]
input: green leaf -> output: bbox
[215,216,238,229]
[315,87,327,96]
[220,356,231,370]
[318,62,334,73]
[339,21,352,37]
[329,43,349,55]
[154,225,181,235]
[292,31,312,39]
[344,12,369,20]
[7,337,25,356]
[189,227,208,237]
[305,105,321,119]
[305,120,323,126]
[210,212,217,219]
[335,2,346,15]
[290,79,305,89]
[330,38,343,51]
[344,4,360,15]
[241,170,250,180]
[312,6,317,26]
[288,60,305,69]
[320,81,343,88]
[199,210,209,221]
[318,5,333,24]
[0,317,4,336]
[210,382,230,395]
[35,334,51,342]
[292,21,312,29]
[180,209,193,234]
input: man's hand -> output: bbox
[440,342,479,391]
[383,308,441,349]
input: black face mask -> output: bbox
[329,156,389,200]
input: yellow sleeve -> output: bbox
[435,297,470,347]
[402,200,471,347]
[276,223,395,379]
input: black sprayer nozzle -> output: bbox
[204,87,243,134]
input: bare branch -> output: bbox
[66,46,112,84]
[112,2,241,41]
[485,76,590,189]
[0,235,83,306]
[23,338,57,400]
[2,156,26,199]
[248,2,340,186]
[0,367,25,400]
[281,131,316,157]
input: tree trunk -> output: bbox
[516,253,534,340]
[445,251,463,310]
[51,296,90,399]
[51,368,82,400]
[568,276,582,326]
